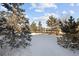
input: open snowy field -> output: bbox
[0,33,79,56]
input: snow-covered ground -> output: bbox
[31,34,79,56]
[0,33,79,56]
[31,33,42,35]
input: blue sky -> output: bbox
[0,3,79,27]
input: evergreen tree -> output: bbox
[38,21,42,33]
[30,21,37,33]
[59,16,79,49]
[0,3,31,49]
[60,16,78,34]
[47,15,57,27]
[46,15,57,33]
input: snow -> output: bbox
[31,34,79,56]
[0,46,32,56]
[31,33,42,35]
[0,33,79,56]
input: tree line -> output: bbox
[30,21,45,33]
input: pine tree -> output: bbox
[47,15,57,27]
[0,3,31,49]
[59,16,79,49]
[38,21,42,33]
[60,16,78,34]
[30,21,37,33]
[46,15,57,33]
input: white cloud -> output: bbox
[45,13,59,18]
[70,3,79,6]
[33,16,48,21]
[62,10,67,14]
[30,3,37,10]
[40,3,57,9]
[25,14,29,18]
[35,9,44,12]
[69,10,75,14]
[30,3,57,12]
[31,3,37,8]
[70,3,75,6]
[62,10,75,15]
[0,5,7,11]
[33,13,59,21]
[31,3,57,9]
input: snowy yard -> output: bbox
[0,33,79,56]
